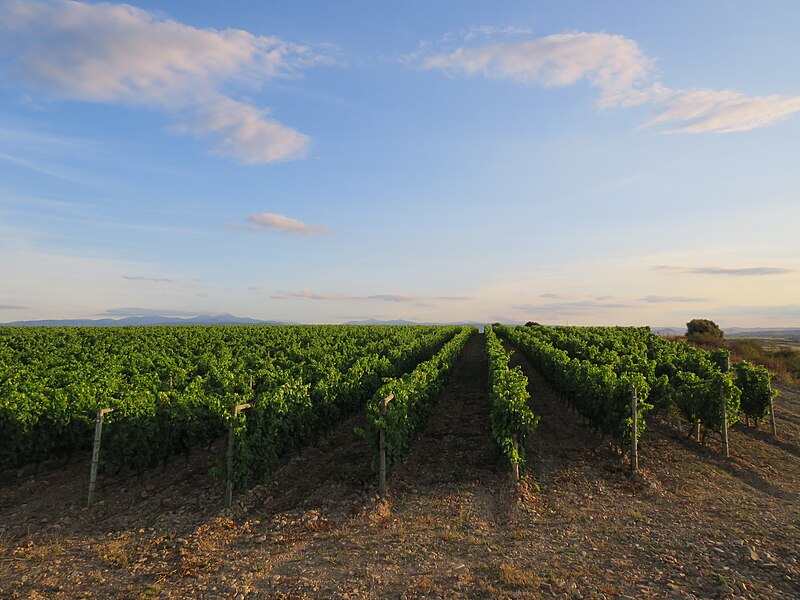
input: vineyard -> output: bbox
[495,325,778,463]
[0,325,470,492]
[1,324,798,599]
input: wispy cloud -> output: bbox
[234,213,330,235]
[639,295,710,303]
[271,289,469,303]
[272,290,349,301]
[0,151,101,186]
[121,275,174,283]
[644,84,800,134]
[0,0,327,163]
[439,24,534,44]
[653,265,793,277]
[512,300,633,314]
[422,32,651,108]
[170,98,310,164]
[419,31,800,133]
[714,303,800,322]
[690,266,793,277]
[0,304,29,310]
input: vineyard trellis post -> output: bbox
[630,386,638,473]
[720,385,730,458]
[378,393,395,496]
[768,382,777,437]
[87,407,113,508]
[721,355,730,458]
[225,403,252,508]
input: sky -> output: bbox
[1,0,799,327]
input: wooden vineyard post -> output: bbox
[720,385,730,458]
[630,386,638,473]
[721,354,730,458]
[378,393,395,497]
[225,403,252,508]
[769,382,777,437]
[87,408,113,507]
[511,436,520,481]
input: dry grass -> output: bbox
[727,338,800,385]
[18,536,66,563]
[497,562,539,589]
[98,538,134,568]
[124,583,163,599]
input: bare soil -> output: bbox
[1,333,798,599]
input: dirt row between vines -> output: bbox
[1,333,798,599]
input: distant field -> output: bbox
[730,336,800,350]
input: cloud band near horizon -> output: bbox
[653,265,793,276]
[269,289,470,303]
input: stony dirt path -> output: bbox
[1,332,799,599]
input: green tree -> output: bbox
[686,319,724,347]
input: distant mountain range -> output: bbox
[1,313,290,327]
[0,314,487,328]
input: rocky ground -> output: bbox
[1,333,798,599]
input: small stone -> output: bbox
[749,547,759,561]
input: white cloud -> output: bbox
[421,31,800,133]
[171,98,310,163]
[239,213,330,235]
[0,0,325,163]
[423,32,652,108]
[644,85,800,134]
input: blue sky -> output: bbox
[1,0,799,326]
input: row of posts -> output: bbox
[631,367,779,474]
[85,381,780,504]
[86,402,253,509]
